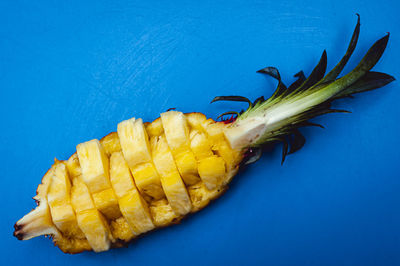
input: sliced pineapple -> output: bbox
[70,177,113,252]
[109,152,136,198]
[76,209,112,252]
[151,135,192,216]
[66,153,82,178]
[145,117,164,137]
[92,188,121,219]
[189,130,225,190]
[76,139,121,219]
[109,152,154,234]
[100,132,121,156]
[149,198,177,227]
[47,162,83,238]
[119,189,154,234]
[160,111,200,185]
[111,217,135,242]
[186,112,207,132]
[15,112,241,253]
[118,118,164,200]
[76,139,111,194]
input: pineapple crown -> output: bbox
[211,15,395,164]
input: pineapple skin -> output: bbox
[14,112,242,253]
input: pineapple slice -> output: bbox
[76,139,110,194]
[149,199,177,227]
[70,177,95,213]
[186,112,207,132]
[202,119,241,174]
[92,188,121,219]
[100,132,121,156]
[47,162,83,238]
[118,118,164,200]
[76,209,112,252]
[66,153,82,178]
[109,152,135,198]
[189,130,214,159]
[117,118,152,166]
[109,152,154,234]
[111,217,135,242]
[119,189,155,234]
[151,135,192,215]
[77,139,121,219]
[145,117,164,137]
[197,156,226,190]
[189,130,225,190]
[160,111,200,185]
[70,177,113,252]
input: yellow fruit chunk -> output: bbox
[145,117,164,137]
[160,111,190,152]
[151,135,192,215]
[109,152,135,198]
[186,112,207,132]
[92,188,121,220]
[47,163,83,238]
[161,111,200,185]
[48,204,82,238]
[117,118,152,167]
[119,189,155,234]
[47,163,71,205]
[130,162,164,199]
[66,153,81,178]
[174,151,199,185]
[202,120,241,172]
[76,209,112,252]
[212,140,240,172]
[100,132,121,156]
[110,217,135,242]
[149,199,177,227]
[118,118,164,200]
[161,172,192,215]
[197,156,226,190]
[76,139,110,193]
[71,177,95,213]
[190,130,214,159]
[188,182,223,212]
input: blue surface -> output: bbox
[1,0,399,265]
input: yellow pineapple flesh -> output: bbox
[14,111,242,253]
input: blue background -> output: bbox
[1,1,399,265]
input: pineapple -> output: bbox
[14,17,395,253]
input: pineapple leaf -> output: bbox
[211,96,253,110]
[288,130,306,155]
[290,50,328,95]
[319,14,361,84]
